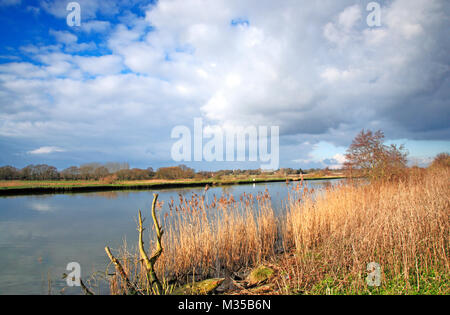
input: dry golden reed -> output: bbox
[159,190,278,279]
[108,166,449,294]
[281,167,449,294]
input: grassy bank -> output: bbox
[102,166,449,295]
[0,175,345,195]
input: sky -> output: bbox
[0,0,449,171]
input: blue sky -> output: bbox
[0,0,449,170]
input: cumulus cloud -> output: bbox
[80,20,111,33]
[74,55,124,76]
[49,29,78,45]
[0,0,448,169]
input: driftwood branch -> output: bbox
[104,193,163,295]
[138,193,164,294]
[80,279,94,295]
[105,246,138,294]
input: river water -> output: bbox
[0,179,341,294]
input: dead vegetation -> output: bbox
[100,165,448,295]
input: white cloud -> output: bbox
[320,67,358,82]
[74,55,124,76]
[48,30,97,53]
[49,30,78,45]
[292,148,347,169]
[338,5,362,30]
[28,146,66,155]
[80,20,111,33]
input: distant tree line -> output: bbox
[0,162,132,181]
[0,162,315,181]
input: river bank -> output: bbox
[0,175,345,195]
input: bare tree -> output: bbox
[344,129,408,181]
[0,166,19,180]
[60,166,80,180]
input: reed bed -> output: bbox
[281,167,449,294]
[159,190,278,280]
[107,167,449,294]
[107,189,279,293]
